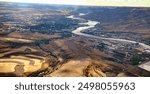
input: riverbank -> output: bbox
[66,13,150,72]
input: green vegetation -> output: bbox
[131,56,141,65]
[38,39,51,44]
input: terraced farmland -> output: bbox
[0,46,50,76]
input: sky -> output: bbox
[0,0,150,7]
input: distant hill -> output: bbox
[82,7,150,38]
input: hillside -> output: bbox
[82,7,150,41]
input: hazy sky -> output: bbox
[0,0,150,7]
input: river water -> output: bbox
[66,13,150,72]
[67,14,150,50]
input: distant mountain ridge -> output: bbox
[82,7,150,33]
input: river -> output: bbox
[67,13,150,72]
[67,14,150,50]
